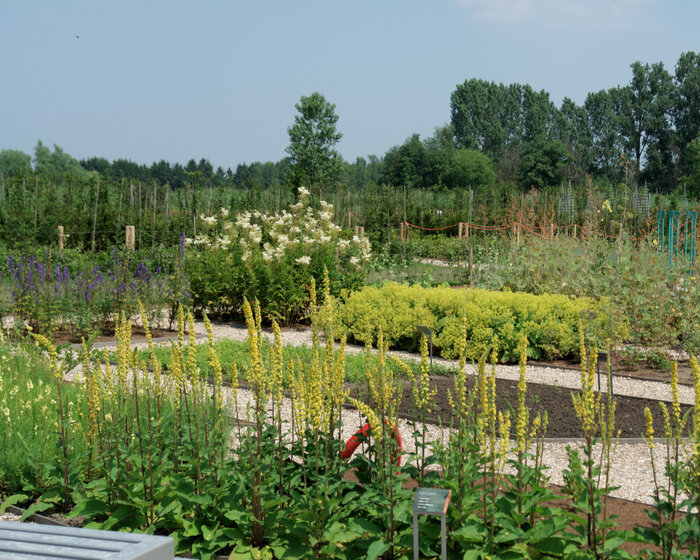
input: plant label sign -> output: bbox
[412,488,450,515]
[412,488,451,560]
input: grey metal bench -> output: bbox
[0,521,173,560]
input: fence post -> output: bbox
[354,226,359,237]
[400,222,405,242]
[458,222,463,239]
[58,225,64,252]
[573,224,577,238]
[464,222,470,240]
[126,225,135,250]
[359,226,365,237]
[405,222,409,242]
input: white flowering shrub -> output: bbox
[186,188,371,324]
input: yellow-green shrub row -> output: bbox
[338,283,628,362]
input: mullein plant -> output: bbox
[32,333,71,508]
[640,359,695,559]
[567,328,626,560]
[346,327,410,560]
[400,334,437,484]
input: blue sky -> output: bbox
[1,0,698,170]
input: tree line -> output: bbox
[0,52,699,252]
[2,52,699,197]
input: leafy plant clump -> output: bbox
[186,188,371,325]
[338,283,627,362]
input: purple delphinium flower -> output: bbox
[180,232,186,257]
[55,264,62,284]
[135,262,151,282]
[37,263,47,284]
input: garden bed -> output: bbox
[350,374,692,439]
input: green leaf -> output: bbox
[20,501,52,521]
[365,538,390,560]
[0,494,29,514]
[68,498,107,518]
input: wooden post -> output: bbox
[458,222,463,239]
[126,225,135,250]
[58,226,64,252]
[400,222,404,242]
[359,226,364,237]
[464,222,470,240]
[573,224,577,238]
[405,222,409,242]
[354,226,359,237]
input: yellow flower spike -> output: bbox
[659,402,672,439]
[498,410,512,470]
[330,336,348,412]
[82,340,101,444]
[242,299,265,396]
[270,320,284,408]
[690,355,700,468]
[203,313,224,411]
[307,344,325,431]
[516,336,529,455]
[139,300,163,400]
[529,413,541,441]
[541,410,548,437]
[187,311,199,386]
[488,368,497,456]
[644,407,655,449]
[253,299,263,350]
[670,361,681,434]
[177,305,185,351]
[477,354,488,451]
[33,334,62,381]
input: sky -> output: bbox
[1,0,698,171]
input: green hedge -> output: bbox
[338,283,628,362]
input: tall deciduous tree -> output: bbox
[584,89,623,180]
[614,61,674,187]
[0,149,32,177]
[674,51,700,177]
[286,92,343,194]
[517,135,570,190]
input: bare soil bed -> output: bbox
[350,374,691,439]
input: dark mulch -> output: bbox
[350,374,691,440]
